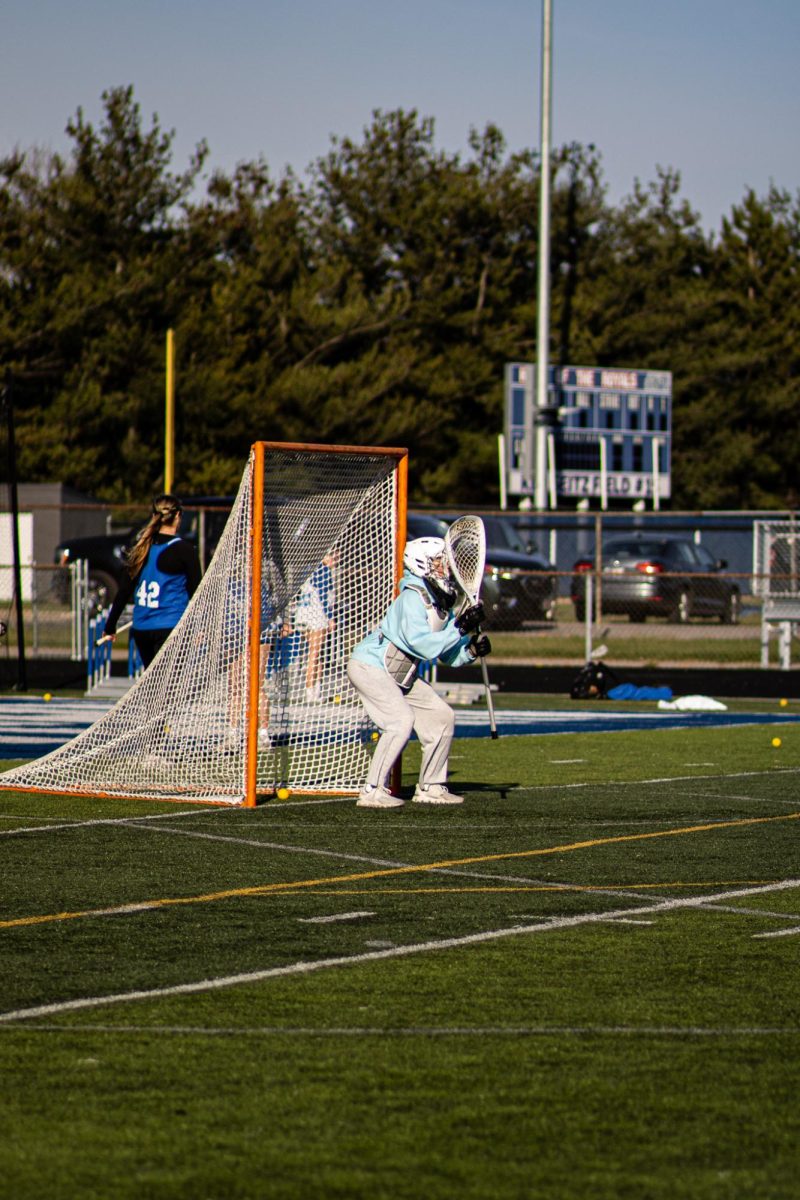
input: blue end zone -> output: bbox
[0,697,117,758]
[0,696,797,760]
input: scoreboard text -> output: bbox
[504,363,672,502]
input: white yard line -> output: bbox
[2,767,799,839]
[671,789,800,808]
[1,878,797,1025]
[558,768,800,790]
[0,806,223,837]
[2,767,797,841]
[120,823,422,870]
[6,1023,798,1038]
[298,912,375,924]
[4,813,798,923]
[53,821,708,908]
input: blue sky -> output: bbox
[3,0,798,233]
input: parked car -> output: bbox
[407,512,557,629]
[570,536,741,624]
[53,526,134,615]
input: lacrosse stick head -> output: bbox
[444,515,486,608]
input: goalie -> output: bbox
[347,535,491,808]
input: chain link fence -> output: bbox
[0,503,798,671]
[431,507,800,669]
[0,560,93,663]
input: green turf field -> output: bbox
[1,719,799,1199]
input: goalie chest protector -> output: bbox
[378,581,451,691]
[404,581,450,632]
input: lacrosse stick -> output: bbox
[96,620,132,646]
[444,515,498,739]
[587,626,610,662]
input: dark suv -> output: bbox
[54,526,134,614]
[407,512,557,629]
[571,536,741,624]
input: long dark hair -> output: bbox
[125,494,183,578]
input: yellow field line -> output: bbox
[2,811,798,930]
[268,881,777,895]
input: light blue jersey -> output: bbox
[350,572,473,679]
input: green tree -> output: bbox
[567,167,712,367]
[283,111,607,502]
[676,187,800,507]
[0,85,206,500]
[172,160,311,493]
[4,86,796,514]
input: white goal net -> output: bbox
[0,442,406,805]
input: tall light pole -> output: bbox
[534,0,553,511]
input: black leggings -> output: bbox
[132,627,173,669]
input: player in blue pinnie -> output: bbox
[347,534,491,808]
[103,494,201,668]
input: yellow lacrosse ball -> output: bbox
[371,731,379,741]
[276,787,291,799]
[43,692,52,702]
[771,737,782,748]
[780,698,788,707]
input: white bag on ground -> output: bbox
[657,694,728,712]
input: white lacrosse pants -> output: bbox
[347,658,455,790]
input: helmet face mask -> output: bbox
[403,537,458,608]
[403,537,446,579]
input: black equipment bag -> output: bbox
[569,660,618,700]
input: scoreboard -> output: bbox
[504,363,672,503]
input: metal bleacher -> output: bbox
[754,520,800,669]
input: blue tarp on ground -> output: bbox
[607,683,674,702]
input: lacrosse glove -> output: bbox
[456,602,485,635]
[468,633,492,658]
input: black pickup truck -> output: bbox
[53,497,234,614]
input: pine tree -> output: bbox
[0,86,205,499]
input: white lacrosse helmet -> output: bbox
[403,536,447,580]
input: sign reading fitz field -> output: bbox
[505,363,673,503]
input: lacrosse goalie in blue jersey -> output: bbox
[347,535,491,808]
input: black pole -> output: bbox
[3,375,27,691]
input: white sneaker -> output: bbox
[412,783,464,805]
[356,785,404,809]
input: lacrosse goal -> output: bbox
[0,442,408,806]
